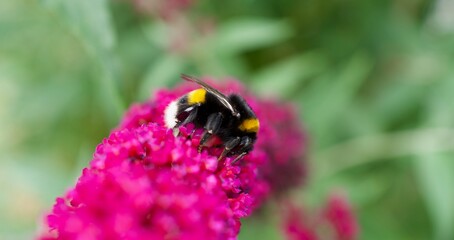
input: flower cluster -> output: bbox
[324,192,359,240]
[40,124,257,239]
[284,192,359,240]
[38,77,308,239]
[254,100,306,197]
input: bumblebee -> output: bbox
[164,74,259,162]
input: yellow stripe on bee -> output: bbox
[187,88,206,105]
[239,118,260,133]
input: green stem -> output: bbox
[313,128,454,179]
[99,54,125,119]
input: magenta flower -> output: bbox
[38,124,262,239]
[254,100,306,197]
[324,192,359,240]
[119,77,306,200]
[284,204,317,240]
[283,192,358,240]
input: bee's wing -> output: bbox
[181,74,240,117]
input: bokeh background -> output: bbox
[1,0,454,239]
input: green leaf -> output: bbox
[40,0,115,52]
[300,53,373,147]
[415,154,454,240]
[39,0,124,121]
[251,51,327,97]
[214,18,293,55]
[365,82,427,129]
[415,74,454,240]
[142,21,169,50]
[139,54,186,100]
[239,216,283,240]
[0,154,72,234]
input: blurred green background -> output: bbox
[1,0,454,239]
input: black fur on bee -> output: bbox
[164,74,259,163]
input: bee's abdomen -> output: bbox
[238,118,260,133]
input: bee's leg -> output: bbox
[231,136,253,164]
[218,137,240,160]
[199,113,223,152]
[175,106,199,128]
[231,152,247,164]
[199,131,209,151]
[171,106,199,139]
[171,127,180,137]
[187,128,197,139]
